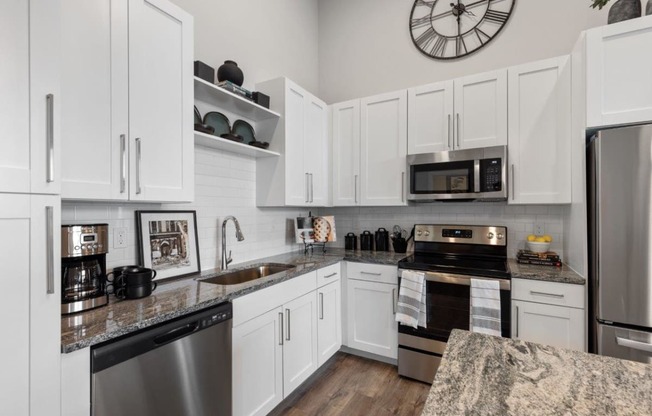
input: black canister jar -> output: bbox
[375,228,389,252]
[217,60,244,86]
[360,231,374,251]
[345,232,357,250]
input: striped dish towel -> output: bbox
[470,278,501,337]
[395,270,426,329]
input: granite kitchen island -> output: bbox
[422,330,652,415]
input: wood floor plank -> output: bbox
[269,352,431,416]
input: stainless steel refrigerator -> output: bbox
[588,124,652,363]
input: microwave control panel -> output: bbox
[480,158,503,192]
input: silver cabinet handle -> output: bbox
[136,138,142,194]
[279,312,284,345]
[616,336,652,353]
[324,272,337,279]
[354,174,359,204]
[46,94,55,183]
[447,114,452,149]
[529,291,564,299]
[361,271,382,276]
[305,173,310,203]
[456,113,461,148]
[515,306,519,337]
[319,292,324,320]
[285,308,291,341]
[46,206,55,294]
[392,288,397,315]
[511,164,515,200]
[401,172,405,203]
[310,173,314,202]
[120,134,127,193]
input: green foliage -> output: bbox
[590,0,611,9]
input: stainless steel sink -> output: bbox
[199,264,296,285]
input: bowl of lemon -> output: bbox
[526,234,553,253]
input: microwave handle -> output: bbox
[473,160,480,193]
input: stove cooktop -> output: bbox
[398,253,510,279]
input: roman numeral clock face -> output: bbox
[410,0,515,60]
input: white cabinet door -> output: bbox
[407,80,454,154]
[346,279,398,359]
[360,90,407,206]
[0,0,60,194]
[61,0,129,200]
[284,81,308,206]
[282,291,318,397]
[305,95,329,206]
[0,194,61,416]
[587,16,652,127]
[512,300,585,351]
[128,0,193,202]
[454,70,507,150]
[317,280,342,367]
[331,100,360,206]
[233,307,284,416]
[508,56,571,204]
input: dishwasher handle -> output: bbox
[153,323,199,346]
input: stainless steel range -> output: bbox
[397,224,511,384]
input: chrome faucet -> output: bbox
[221,216,245,270]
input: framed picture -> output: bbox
[136,210,201,280]
[294,215,337,244]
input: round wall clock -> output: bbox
[409,0,516,60]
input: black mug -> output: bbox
[360,231,374,251]
[109,266,157,299]
[345,232,357,250]
[115,281,158,300]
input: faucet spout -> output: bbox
[222,216,245,270]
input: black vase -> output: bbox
[608,0,641,24]
[217,60,244,86]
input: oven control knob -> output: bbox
[417,230,422,236]
[92,244,98,249]
[487,232,495,239]
[424,231,430,237]
[497,233,504,240]
[74,245,80,251]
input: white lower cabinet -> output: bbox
[61,348,91,416]
[281,291,319,394]
[511,278,586,351]
[346,278,398,359]
[317,280,342,367]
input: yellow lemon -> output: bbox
[543,235,553,243]
[527,234,536,242]
[535,236,547,243]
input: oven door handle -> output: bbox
[401,270,511,291]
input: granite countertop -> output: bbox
[422,330,652,416]
[61,248,407,353]
[507,258,585,285]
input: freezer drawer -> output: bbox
[598,323,652,364]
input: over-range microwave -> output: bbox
[407,145,508,202]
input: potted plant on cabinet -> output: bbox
[590,0,651,23]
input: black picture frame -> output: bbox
[136,210,201,280]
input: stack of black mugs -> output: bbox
[107,266,158,300]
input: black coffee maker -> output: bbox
[61,224,109,315]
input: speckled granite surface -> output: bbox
[422,330,652,416]
[507,259,585,285]
[61,249,407,353]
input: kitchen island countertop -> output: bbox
[422,330,652,416]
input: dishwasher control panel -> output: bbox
[200,310,232,329]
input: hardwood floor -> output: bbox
[269,352,431,416]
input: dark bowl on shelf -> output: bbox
[194,123,215,134]
[220,133,244,142]
[249,141,270,149]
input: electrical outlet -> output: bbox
[114,227,127,249]
[534,223,545,236]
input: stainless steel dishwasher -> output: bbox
[91,302,232,416]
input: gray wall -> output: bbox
[318,0,608,103]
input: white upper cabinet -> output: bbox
[360,90,408,206]
[508,56,572,204]
[256,77,330,207]
[331,100,361,206]
[454,69,507,150]
[587,15,652,128]
[61,0,194,202]
[0,0,60,195]
[407,80,454,154]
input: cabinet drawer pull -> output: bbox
[319,292,324,320]
[360,271,382,276]
[447,114,451,149]
[136,138,142,194]
[324,272,338,278]
[392,288,397,315]
[46,94,55,183]
[279,312,284,345]
[511,164,515,200]
[530,291,564,299]
[46,206,55,295]
[285,308,291,341]
[456,113,460,148]
[120,134,126,193]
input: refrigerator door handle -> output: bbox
[616,336,652,353]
